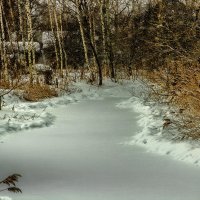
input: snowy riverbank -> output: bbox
[1,79,200,165]
[77,79,200,167]
[0,80,142,142]
[2,94,200,200]
[2,79,200,200]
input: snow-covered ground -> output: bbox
[1,79,200,199]
[116,85,200,167]
[0,80,139,142]
[1,79,200,165]
[1,95,200,200]
[0,197,12,200]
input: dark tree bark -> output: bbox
[79,0,103,85]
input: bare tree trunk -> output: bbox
[76,0,89,67]
[53,0,63,75]
[78,0,102,85]
[88,2,96,67]
[99,0,115,79]
[17,0,26,67]
[99,0,107,66]
[25,0,35,84]
[60,1,68,71]
[48,0,59,72]
[0,1,8,82]
[105,0,115,79]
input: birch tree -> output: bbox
[53,0,64,74]
[98,0,115,79]
[75,0,103,85]
[0,1,8,82]
[25,0,35,84]
[48,0,59,71]
[75,0,89,67]
[106,0,115,79]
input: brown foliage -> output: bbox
[0,81,11,89]
[147,61,200,116]
[144,59,200,139]
[23,84,58,101]
[132,0,200,70]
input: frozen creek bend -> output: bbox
[1,98,200,200]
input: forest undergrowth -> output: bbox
[140,62,200,141]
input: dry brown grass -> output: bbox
[23,84,58,101]
[151,62,200,116]
[0,80,11,89]
[142,60,200,140]
[0,174,22,193]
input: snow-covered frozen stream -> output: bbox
[1,97,200,200]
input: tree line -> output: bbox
[0,0,199,86]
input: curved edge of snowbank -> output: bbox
[0,81,103,141]
[117,97,200,167]
[0,197,12,200]
[0,111,56,141]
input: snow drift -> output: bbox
[0,197,12,200]
[117,95,200,167]
[1,79,200,167]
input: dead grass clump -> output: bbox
[23,84,58,101]
[144,61,200,116]
[142,60,200,140]
[0,80,11,89]
[0,174,22,193]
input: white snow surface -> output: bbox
[0,197,12,200]
[35,64,51,72]
[0,80,134,141]
[5,42,40,52]
[117,90,200,167]
[1,78,200,167]
[2,79,200,199]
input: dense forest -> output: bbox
[0,0,200,135]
